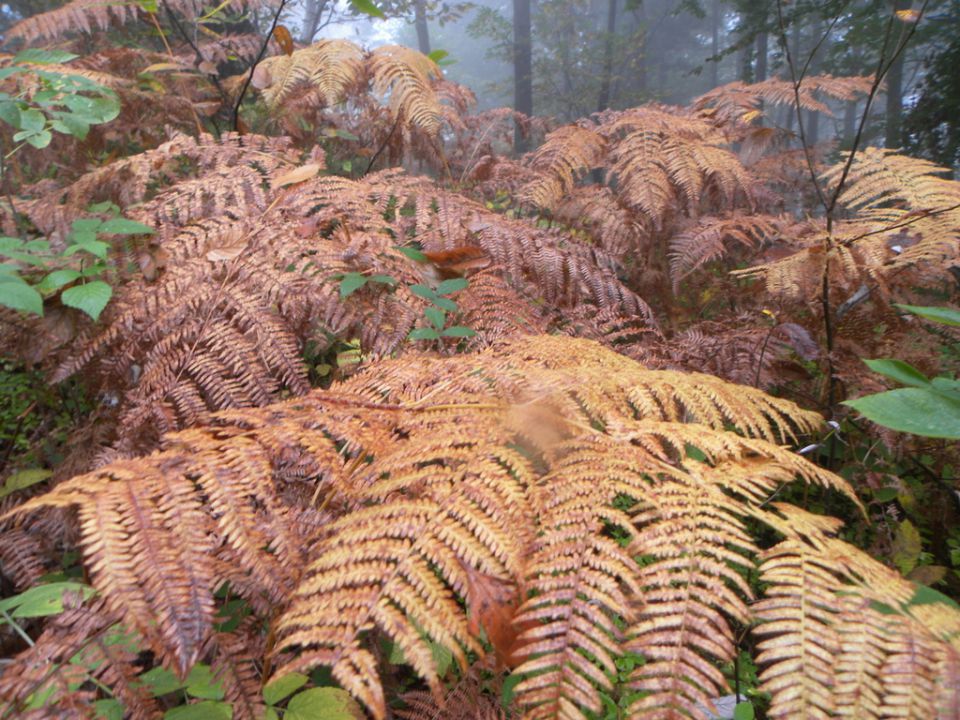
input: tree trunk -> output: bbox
[414,0,430,55]
[709,0,720,88]
[299,0,326,43]
[513,0,533,153]
[885,0,912,148]
[755,29,768,82]
[596,0,618,111]
[806,13,823,145]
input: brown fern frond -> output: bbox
[252,39,365,108]
[668,214,781,289]
[520,125,606,208]
[368,44,443,136]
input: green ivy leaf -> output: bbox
[409,327,441,341]
[436,277,468,295]
[61,281,112,321]
[0,279,44,315]
[896,303,960,327]
[844,388,960,439]
[863,358,930,388]
[0,582,95,618]
[99,217,155,235]
[285,688,365,720]
[263,672,309,706]
[339,272,367,299]
[441,325,476,338]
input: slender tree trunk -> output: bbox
[755,29,768,82]
[885,0,911,148]
[596,0,618,111]
[513,0,533,152]
[806,13,823,145]
[414,0,430,55]
[785,18,800,132]
[299,0,326,43]
[843,99,858,148]
[709,0,720,88]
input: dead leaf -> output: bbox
[273,163,323,189]
[273,25,295,56]
[207,247,245,262]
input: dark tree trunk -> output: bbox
[885,0,912,148]
[596,0,618,111]
[513,0,533,153]
[414,0,430,55]
[806,13,823,145]
[755,29,768,82]
[709,0,720,88]
[299,0,326,43]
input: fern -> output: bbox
[7,335,956,719]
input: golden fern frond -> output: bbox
[752,503,960,720]
[368,44,444,136]
[520,125,607,208]
[10,334,955,720]
[252,39,365,108]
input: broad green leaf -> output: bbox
[17,107,45,133]
[734,702,756,720]
[436,277,468,295]
[424,306,446,329]
[872,487,899,503]
[285,688,364,720]
[393,245,427,262]
[93,698,123,720]
[442,325,476,337]
[50,112,90,139]
[0,279,44,315]
[140,666,184,696]
[99,217,155,235]
[13,49,79,65]
[863,358,930,388]
[0,99,20,127]
[0,582,95,618]
[61,281,112,321]
[348,0,385,18]
[409,327,441,341]
[0,468,52,499]
[37,269,82,293]
[339,272,367,299]
[896,303,960,326]
[907,582,960,611]
[369,274,397,286]
[931,377,960,402]
[427,50,450,62]
[65,239,110,259]
[408,283,438,301]
[844,388,960,439]
[263,672,308,705]
[185,664,224,700]
[163,701,232,720]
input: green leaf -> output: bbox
[335,129,360,140]
[185,664,224,700]
[163,701,232,720]
[65,238,110,259]
[13,49,79,65]
[0,99,21,127]
[93,698,123,720]
[341,159,352,172]
[369,274,397,286]
[393,245,427,262]
[409,327,441,341]
[263,672,308,706]
[442,325,476,337]
[0,279,44,315]
[339,272,367,299]
[285,688,365,720]
[408,283,438,301]
[99,217,155,235]
[25,129,52,149]
[432,296,458,312]
[872,487,899,503]
[844,388,960,439]
[348,0,385,18]
[892,519,922,575]
[734,701,756,720]
[424,306,446,329]
[896,303,960,327]
[61,281,112,321]
[18,107,45,133]
[0,468,52,499]
[37,269,82,293]
[427,49,450,62]
[0,582,95,618]
[436,277,468,295]
[863,358,930,388]
[50,112,90,139]
[140,666,184,696]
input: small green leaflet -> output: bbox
[263,672,308,705]
[863,358,930,388]
[99,217,155,235]
[436,277,468,295]
[13,49,79,65]
[0,468,52,499]
[409,327,441,341]
[339,272,367,298]
[162,701,231,720]
[348,0,385,18]
[0,279,43,315]
[424,306,446,329]
[734,701,756,720]
[442,325,475,337]
[393,245,427,262]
